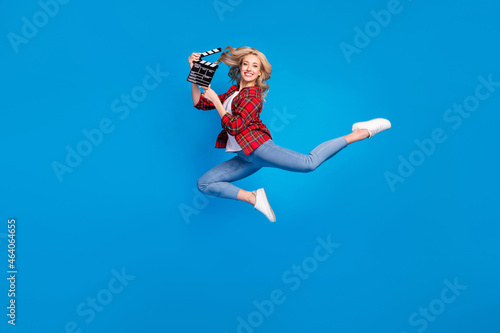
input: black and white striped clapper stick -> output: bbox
[200,48,222,58]
[198,60,218,68]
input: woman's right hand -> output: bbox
[188,52,201,69]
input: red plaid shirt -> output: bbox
[194,85,272,155]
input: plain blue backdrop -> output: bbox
[1,0,499,332]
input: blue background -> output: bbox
[1,0,499,332]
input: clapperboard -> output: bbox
[187,48,222,86]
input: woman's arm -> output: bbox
[191,82,201,106]
[201,85,227,119]
[202,86,262,136]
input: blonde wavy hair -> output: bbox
[217,46,272,101]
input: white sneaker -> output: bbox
[352,118,391,138]
[252,188,276,222]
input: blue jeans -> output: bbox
[197,137,348,200]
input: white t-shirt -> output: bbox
[222,91,243,153]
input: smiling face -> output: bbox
[239,54,261,87]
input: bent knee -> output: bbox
[302,163,318,173]
[197,177,208,193]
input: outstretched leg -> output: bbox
[251,118,390,172]
[250,136,349,172]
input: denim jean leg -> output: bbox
[251,138,348,172]
[197,154,261,200]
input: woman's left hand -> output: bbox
[200,85,219,104]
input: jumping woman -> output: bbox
[188,46,391,222]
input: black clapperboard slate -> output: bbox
[187,48,222,86]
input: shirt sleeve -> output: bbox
[194,94,215,110]
[221,89,262,136]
